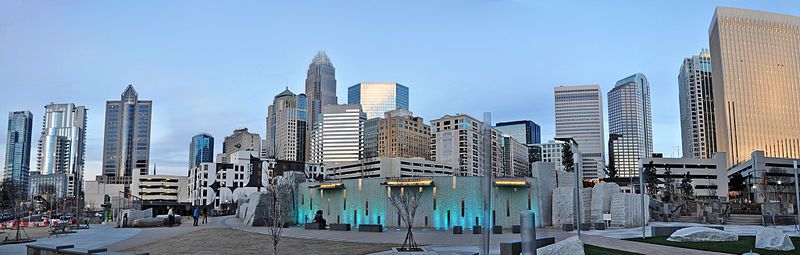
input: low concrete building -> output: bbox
[638,153,728,200]
[130,170,189,204]
[84,180,126,211]
[29,173,68,198]
[727,151,799,204]
[324,157,454,180]
[296,176,540,230]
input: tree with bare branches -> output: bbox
[264,174,296,255]
[387,186,424,252]
[0,181,32,243]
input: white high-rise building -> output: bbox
[678,50,716,159]
[37,103,87,197]
[309,105,365,164]
[608,73,653,178]
[554,85,605,180]
[265,88,307,161]
[430,114,503,176]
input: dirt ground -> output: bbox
[2,226,52,239]
[122,228,397,255]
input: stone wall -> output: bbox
[590,182,621,223]
[551,187,592,226]
[118,208,152,227]
[532,162,556,227]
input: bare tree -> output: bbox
[388,186,424,252]
[0,181,32,243]
[264,174,295,255]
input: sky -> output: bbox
[1,0,799,179]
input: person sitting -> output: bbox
[312,210,326,229]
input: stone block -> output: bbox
[512,225,520,234]
[132,217,167,228]
[536,236,584,255]
[492,225,503,234]
[500,241,521,255]
[304,223,322,230]
[593,223,606,230]
[667,227,738,242]
[755,227,795,251]
[358,224,382,232]
[590,182,621,223]
[610,193,650,228]
[561,224,573,232]
[472,226,482,234]
[329,223,350,231]
[453,226,463,234]
[537,237,556,248]
[651,226,723,237]
[532,162,556,227]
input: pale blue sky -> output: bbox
[1,1,798,178]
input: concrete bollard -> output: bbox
[520,210,537,255]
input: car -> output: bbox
[94,212,103,217]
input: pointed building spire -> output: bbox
[121,84,138,99]
[312,51,331,65]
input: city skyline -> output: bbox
[2,1,799,178]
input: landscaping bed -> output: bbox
[625,236,800,255]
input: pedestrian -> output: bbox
[167,206,174,227]
[202,207,208,224]
[193,207,199,226]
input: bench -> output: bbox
[304,223,324,230]
[561,223,573,232]
[492,225,503,234]
[27,244,74,254]
[358,224,383,232]
[329,223,351,231]
[60,247,108,254]
[650,226,724,237]
[593,222,606,230]
[472,226,482,234]
[499,238,556,255]
[49,224,71,238]
[579,223,591,231]
[512,225,520,234]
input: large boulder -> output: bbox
[590,182,620,223]
[532,162,557,227]
[132,217,167,228]
[755,228,795,251]
[537,236,584,255]
[552,187,592,226]
[667,227,738,242]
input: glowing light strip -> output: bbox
[315,183,343,189]
[494,180,528,186]
[383,180,433,186]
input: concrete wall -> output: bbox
[84,181,126,211]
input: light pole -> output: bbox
[793,160,799,232]
[555,137,580,238]
[639,162,651,239]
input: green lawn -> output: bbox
[625,236,800,255]
[584,244,643,255]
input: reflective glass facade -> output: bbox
[189,133,214,169]
[36,103,87,197]
[608,73,653,178]
[679,50,716,159]
[347,82,409,119]
[709,7,800,167]
[102,85,152,177]
[4,111,33,195]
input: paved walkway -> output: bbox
[0,224,140,254]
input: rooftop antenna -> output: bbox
[153,163,157,175]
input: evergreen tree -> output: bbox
[681,172,694,199]
[561,143,574,172]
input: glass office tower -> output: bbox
[102,85,152,178]
[347,82,409,119]
[37,103,87,197]
[4,111,33,196]
[679,50,716,159]
[709,7,800,167]
[189,133,214,169]
[608,73,653,178]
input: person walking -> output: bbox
[202,207,208,224]
[167,206,175,227]
[193,207,199,226]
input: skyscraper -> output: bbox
[709,7,800,167]
[678,50,716,159]
[377,109,431,159]
[189,133,214,169]
[102,85,152,178]
[347,82,409,119]
[554,85,606,180]
[430,114,503,176]
[265,88,307,161]
[309,104,365,164]
[4,111,33,196]
[608,74,653,178]
[305,51,337,125]
[37,103,87,197]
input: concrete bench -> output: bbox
[453,226,463,234]
[499,238,556,255]
[561,223,573,232]
[329,223,350,231]
[512,225,520,234]
[27,244,75,254]
[579,223,591,231]
[472,226,482,234]
[60,247,108,254]
[593,222,606,230]
[492,225,503,234]
[358,224,383,232]
[651,226,724,237]
[304,223,324,230]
